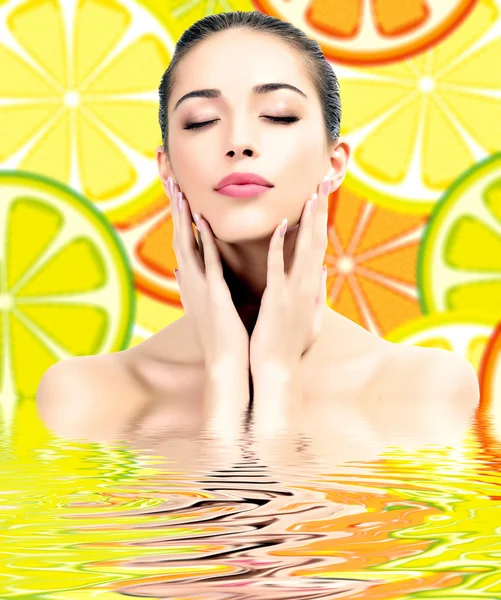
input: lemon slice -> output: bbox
[127,292,184,350]
[385,310,499,372]
[418,152,501,316]
[165,0,255,42]
[0,0,175,221]
[334,0,501,212]
[0,171,135,428]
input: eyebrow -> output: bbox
[173,82,308,112]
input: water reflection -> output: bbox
[1,392,495,599]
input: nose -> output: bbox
[224,113,259,158]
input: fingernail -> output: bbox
[167,176,173,199]
[193,212,201,230]
[322,177,330,197]
[311,193,318,214]
[279,218,288,238]
[177,191,183,212]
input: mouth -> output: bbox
[216,184,273,198]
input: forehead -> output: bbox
[171,29,312,102]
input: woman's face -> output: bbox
[160,29,343,242]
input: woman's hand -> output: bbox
[249,176,332,377]
[167,177,250,376]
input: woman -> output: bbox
[37,11,479,447]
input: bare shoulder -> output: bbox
[369,342,480,437]
[384,342,479,400]
[36,351,149,441]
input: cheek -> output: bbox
[171,149,208,202]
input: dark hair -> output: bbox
[158,11,341,157]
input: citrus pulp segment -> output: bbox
[385,310,500,372]
[164,0,255,42]
[0,171,135,416]
[333,0,501,212]
[324,185,428,338]
[251,0,476,65]
[476,323,501,419]
[0,0,175,220]
[417,152,501,316]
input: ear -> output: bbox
[157,145,175,192]
[327,137,351,192]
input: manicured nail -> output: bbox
[311,193,318,214]
[322,176,330,196]
[167,176,173,199]
[177,191,182,212]
[279,218,288,238]
[193,212,201,230]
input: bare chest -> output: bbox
[123,347,387,443]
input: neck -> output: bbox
[215,225,301,335]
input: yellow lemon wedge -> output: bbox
[0,171,135,429]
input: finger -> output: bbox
[171,183,205,276]
[318,265,327,305]
[267,218,287,292]
[173,267,188,315]
[195,227,205,262]
[290,187,319,284]
[168,179,183,259]
[196,215,231,301]
[311,177,330,268]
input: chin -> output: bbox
[216,223,285,244]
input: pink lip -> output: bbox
[216,184,272,197]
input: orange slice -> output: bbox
[252,0,476,65]
[324,185,428,338]
[476,323,501,441]
[115,190,181,307]
[333,0,501,213]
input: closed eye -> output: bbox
[183,116,299,130]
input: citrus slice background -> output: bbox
[0,170,135,429]
[331,0,501,213]
[252,0,477,65]
[325,184,428,338]
[476,323,501,431]
[0,0,500,427]
[0,0,175,220]
[385,310,500,373]
[418,151,501,316]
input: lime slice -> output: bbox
[385,309,499,372]
[0,171,135,427]
[418,152,501,316]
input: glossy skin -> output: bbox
[36,317,479,470]
[157,28,350,338]
[36,28,480,460]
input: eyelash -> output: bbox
[183,116,299,130]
